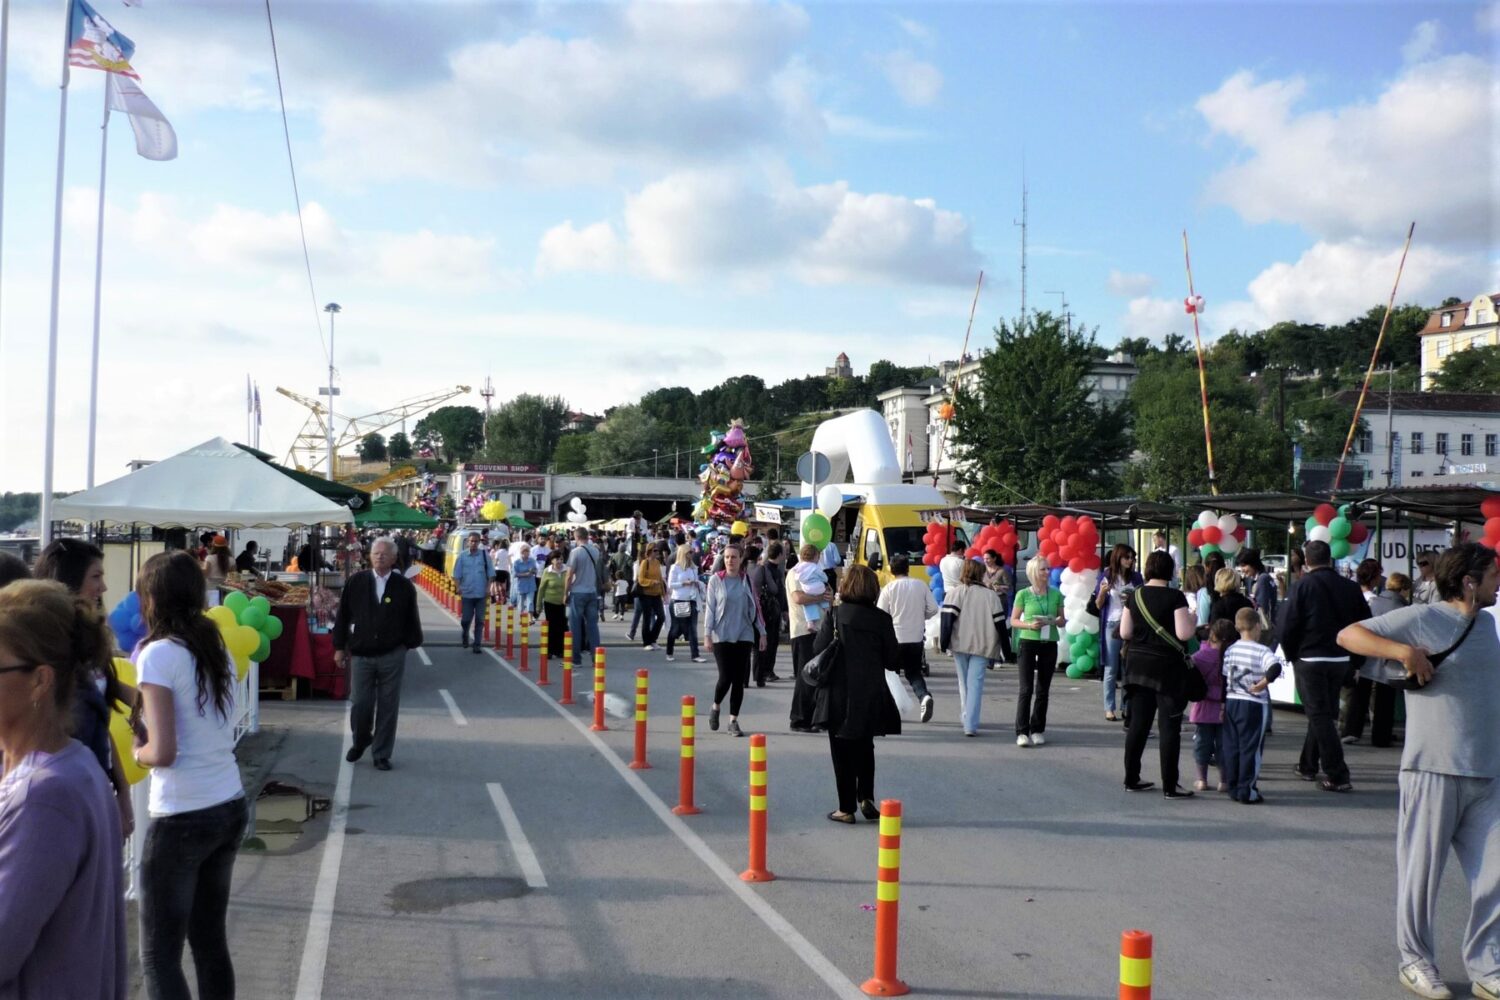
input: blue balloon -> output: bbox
[928,571,945,604]
[1049,567,1064,587]
[108,591,147,656]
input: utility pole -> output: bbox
[1045,289,1070,337]
[1013,169,1028,331]
[1385,364,1396,487]
[322,303,341,480]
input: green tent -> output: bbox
[354,495,437,529]
[233,443,371,510]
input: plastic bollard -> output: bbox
[860,800,909,996]
[671,696,700,815]
[538,620,551,686]
[1119,930,1152,1000]
[629,670,650,769]
[740,734,775,882]
[561,631,575,704]
[506,604,516,658]
[590,647,608,731]
[519,615,530,672]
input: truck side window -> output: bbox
[864,529,881,562]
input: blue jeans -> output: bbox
[1102,627,1124,712]
[1193,721,1223,768]
[952,652,990,735]
[460,596,486,643]
[666,602,700,659]
[569,592,601,664]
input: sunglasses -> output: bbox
[0,661,38,675]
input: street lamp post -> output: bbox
[322,303,341,480]
[653,448,659,477]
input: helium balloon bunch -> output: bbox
[1189,509,1247,558]
[1480,495,1500,550]
[414,472,439,516]
[460,474,488,521]
[693,419,753,525]
[800,485,843,552]
[966,519,1020,566]
[480,499,509,523]
[921,521,956,567]
[1037,514,1101,573]
[1302,502,1368,560]
[565,496,589,524]
[107,591,147,657]
[1061,566,1101,679]
[207,591,283,678]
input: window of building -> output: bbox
[1410,470,1424,478]
[1437,432,1449,455]
[1437,338,1452,357]
[1488,434,1498,458]
[1441,312,1453,327]
[1356,429,1373,453]
[1410,432,1423,454]
[1461,433,1474,456]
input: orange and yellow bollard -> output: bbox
[860,800,908,996]
[561,631,574,704]
[671,696,700,815]
[740,734,775,882]
[538,620,551,686]
[629,670,651,769]
[590,647,608,731]
[505,604,516,658]
[1119,930,1152,1000]
[519,614,530,672]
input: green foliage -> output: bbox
[1287,395,1364,461]
[1,492,42,533]
[483,394,570,466]
[587,404,662,476]
[413,406,486,464]
[356,432,387,463]
[754,474,789,502]
[1430,344,1500,393]
[437,492,456,521]
[950,311,1130,504]
[387,431,413,462]
[551,432,593,474]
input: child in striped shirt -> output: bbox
[1221,608,1285,804]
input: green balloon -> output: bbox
[1330,539,1351,560]
[263,615,284,641]
[250,634,271,662]
[1305,515,1320,535]
[1200,543,1221,556]
[249,595,272,616]
[223,591,249,614]
[1328,517,1351,540]
[1065,663,1089,679]
[802,513,832,551]
[240,605,268,631]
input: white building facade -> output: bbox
[1335,390,1500,486]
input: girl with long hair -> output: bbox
[703,544,766,737]
[1094,544,1142,722]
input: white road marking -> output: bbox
[415,646,433,666]
[294,706,354,1000]
[421,589,862,999]
[438,688,468,726]
[486,781,548,889]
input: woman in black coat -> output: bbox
[811,564,903,824]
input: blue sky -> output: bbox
[1,0,1495,491]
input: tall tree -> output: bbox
[587,404,661,476]
[356,432,387,462]
[949,311,1130,504]
[551,432,593,474]
[413,405,486,464]
[387,431,413,462]
[483,394,570,466]
[1430,344,1500,393]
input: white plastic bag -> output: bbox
[886,670,919,720]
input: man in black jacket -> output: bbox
[1276,540,1370,790]
[334,536,425,771]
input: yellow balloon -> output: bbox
[730,521,750,537]
[109,657,148,786]
[206,606,237,629]
[231,625,261,658]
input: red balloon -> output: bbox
[1482,496,1500,520]
[1041,514,1060,530]
[1314,503,1336,526]
[1188,528,1204,547]
[1047,553,1064,568]
[1232,525,1248,542]
[1077,517,1098,537]
[923,553,939,566]
[1060,515,1077,532]
[1068,556,1085,574]
[1348,522,1369,544]
[1202,526,1223,544]
[1040,540,1058,557]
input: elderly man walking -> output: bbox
[335,537,424,771]
[453,531,492,654]
[1337,543,1500,1000]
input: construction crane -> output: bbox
[276,384,471,474]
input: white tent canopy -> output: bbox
[54,437,355,528]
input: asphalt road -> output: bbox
[203,589,1477,1000]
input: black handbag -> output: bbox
[801,616,842,689]
[1133,590,1207,702]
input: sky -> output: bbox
[0,0,1495,492]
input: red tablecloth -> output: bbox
[260,606,346,699]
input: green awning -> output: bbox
[233,443,371,509]
[354,496,437,529]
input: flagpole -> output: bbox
[86,80,110,489]
[40,0,73,546]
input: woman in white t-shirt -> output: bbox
[130,551,246,1000]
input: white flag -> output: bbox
[107,73,176,161]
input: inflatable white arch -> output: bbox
[802,409,902,497]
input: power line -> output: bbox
[263,0,328,366]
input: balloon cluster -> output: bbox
[414,472,439,516]
[800,485,842,553]
[1482,496,1500,550]
[693,420,753,525]
[1184,295,1205,314]
[1189,509,1247,558]
[966,520,1020,567]
[566,496,589,524]
[207,591,283,678]
[1303,503,1369,560]
[108,591,147,657]
[110,656,147,786]
[921,521,956,567]
[1061,566,1102,679]
[480,499,509,523]
[1038,514,1101,573]
[460,474,489,521]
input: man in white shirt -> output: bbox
[939,539,968,593]
[877,554,939,722]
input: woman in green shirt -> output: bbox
[1009,556,1065,747]
[536,550,569,660]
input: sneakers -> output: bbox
[665,654,675,661]
[1029,733,1046,746]
[692,656,706,663]
[709,707,720,731]
[643,644,659,651]
[1399,961,1453,999]
[1342,734,1361,745]
[727,719,744,737]
[1193,780,1209,792]
[471,644,481,655]
[1472,975,1500,999]
[919,695,934,723]
[1016,734,1032,747]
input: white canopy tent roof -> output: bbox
[54,437,355,528]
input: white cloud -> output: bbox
[1107,270,1155,297]
[1196,55,1497,246]
[1480,3,1500,33]
[895,16,935,46]
[1401,20,1441,63]
[874,50,943,107]
[538,168,981,287]
[1120,296,1190,342]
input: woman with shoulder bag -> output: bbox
[636,546,667,651]
[1119,550,1198,797]
[811,565,901,824]
[665,547,705,663]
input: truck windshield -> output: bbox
[883,527,928,565]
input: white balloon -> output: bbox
[1199,509,1218,529]
[570,497,586,513]
[1309,525,1331,543]
[1083,617,1100,634]
[566,511,586,523]
[1217,514,1238,536]
[816,484,844,518]
[1220,535,1241,555]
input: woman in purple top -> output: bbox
[0,580,127,999]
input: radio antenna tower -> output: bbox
[1013,164,1028,332]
